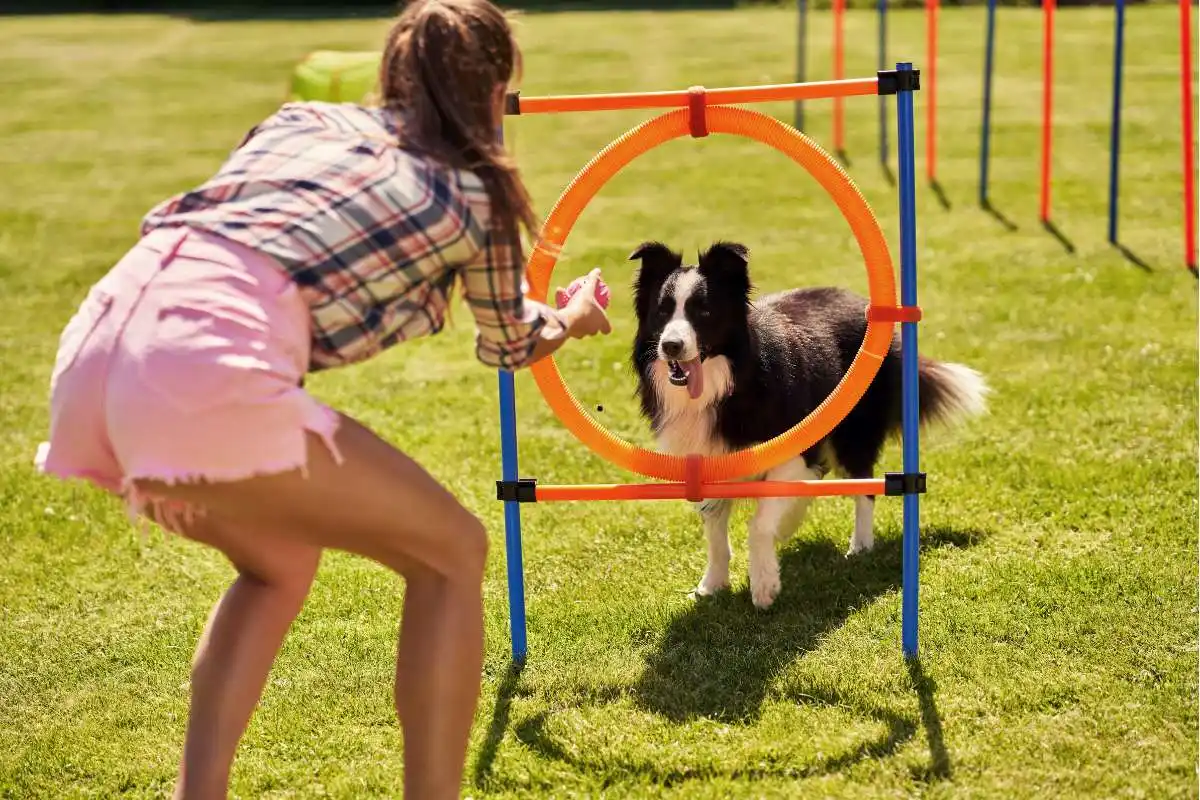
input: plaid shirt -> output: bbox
[140,101,554,372]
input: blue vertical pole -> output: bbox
[498,371,528,662]
[879,0,889,170]
[895,61,921,660]
[980,0,997,207]
[1108,0,1126,244]
[495,122,528,663]
[795,0,808,130]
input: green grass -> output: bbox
[1,5,1196,798]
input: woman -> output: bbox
[35,1,610,797]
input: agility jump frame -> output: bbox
[496,64,926,663]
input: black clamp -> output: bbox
[877,69,922,96]
[497,477,537,502]
[504,91,521,116]
[884,472,927,497]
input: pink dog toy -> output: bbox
[555,275,611,311]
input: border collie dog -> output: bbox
[629,240,989,610]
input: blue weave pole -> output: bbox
[980,0,997,207]
[895,62,922,660]
[879,0,889,170]
[495,123,528,664]
[1108,0,1126,244]
[498,370,528,663]
[795,0,808,130]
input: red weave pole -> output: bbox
[1181,0,1197,270]
[1040,0,1056,224]
[833,0,846,153]
[927,0,938,183]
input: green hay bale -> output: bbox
[290,50,382,104]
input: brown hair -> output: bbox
[380,0,538,245]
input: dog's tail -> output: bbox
[915,357,990,428]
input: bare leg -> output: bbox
[694,499,733,596]
[394,567,484,798]
[168,519,321,800]
[139,413,488,800]
[747,457,821,610]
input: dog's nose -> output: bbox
[661,338,684,359]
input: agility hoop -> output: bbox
[523,104,900,483]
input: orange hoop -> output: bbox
[526,105,898,482]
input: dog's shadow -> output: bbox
[480,526,981,787]
[632,526,979,723]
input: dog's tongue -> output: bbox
[681,358,704,399]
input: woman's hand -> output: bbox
[558,268,612,339]
[524,269,612,367]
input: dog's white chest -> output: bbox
[652,356,734,456]
[656,410,723,456]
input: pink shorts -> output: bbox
[36,226,342,528]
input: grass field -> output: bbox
[1,4,1197,798]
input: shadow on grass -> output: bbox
[473,660,524,787]
[1111,241,1152,272]
[980,199,1018,231]
[908,656,952,781]
[1042,218,1076,255]
[881,161,896,187]
[512,684,918,785]
[489,526,981,788]
[632,526,981,723]
[930,179,952,210]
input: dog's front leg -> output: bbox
[747,499,788,610]
[694,499,732,595]
[847,495,876,555]
[748,457,820,609]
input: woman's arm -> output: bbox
[460,225,610,371]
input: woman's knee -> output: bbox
[174,513,322,604]
[239,567,315,614]
[442,512,489,583]
[464,515,489,574]
[239,541,320,609]
[373,508,487,585]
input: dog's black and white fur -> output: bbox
[630,240,989,609]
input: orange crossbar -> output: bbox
[507,78,879,116]
[536,479,886,503]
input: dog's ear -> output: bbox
[698,241,751,301]
[629,241,681,319]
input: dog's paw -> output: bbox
[749,570,780,610]
[846,537,875,557]
[696,573,730,597]
[748,537,781,609]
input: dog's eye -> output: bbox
[657,298,675,317]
